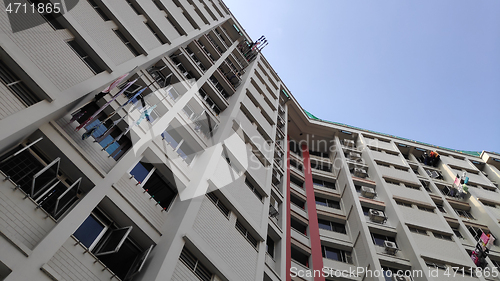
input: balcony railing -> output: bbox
[185,47,207,72]
[0,140,87,220]
[205,34,224,55]
[198,88,221,116]
[195,40,216,63]
[209,76,230,100]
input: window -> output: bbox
[406,184,420,190]
[126,0,141,14]
[145,21,167,44]
[313,178,335,189]
[385,179,400,186]
[482,201,497,208]
[455,209,475,220]
[420,180,431,192]
[40,12,64,30]
[129,161,178,210]
[467,225,486,241]
[235,220,258,248]
[396,201,412,208]
[290,175,303,188]
[114,29,141,56]
[378,162,390,168]
[318,219,346,234]
[179,247,213,281]
[433,232,452,241]
[321,245,352,264]
[73,209,153,280]
[290,194,305,209]
[315,197,340,209]
[87,0,110,21]
[452,227,463,239]
[310,161,332,173]
[0,144,82,220]
[67,40,104,74]
[309,150,329,158]
[382,267,410,281]
[266,236,275,258]
[425,261,447,270]
[436,204,446,213]
[290,159,303,171]
[408,227,427,235]
[425,169,443,180]
[291,246,309,267]
[162,125,198,164]
[417,206,434,213]
[245,178,263,201]
[371,233,396,247]
[206,192,230,217]
[291,217,307,235]
[0,60,41,106]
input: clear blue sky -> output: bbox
[224,0,500,153]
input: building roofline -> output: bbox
[302,109,482,157]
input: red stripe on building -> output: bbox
[302,144,325,281]
[286,136,292,281]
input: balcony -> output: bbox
[180,98,219,141]
[278,104,285,115]
[291,228,310,248]
[170,54,198,84]
[197,87,222,116]
[162,120,203,165]
[205,34,225,55]
[209,29,229,51]
[194,39,217,63]
[290,165,304,179]
[219,61,242,89]
[209,75,230,101]
[214,68,236,94]
[272,167,283,186]
[184,46,208,73]
[146,60,175,90]
[235,111,272,161]
[265,253,279,276]
[0,132,93,247]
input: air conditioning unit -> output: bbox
[344,139,355,147]
[393,275,411,281]
[348,152,362,161]
[384,240,398,255]
[361,186,376,198]
[369,209,386,223]
[269,197,279,218]
[353,168,368,178]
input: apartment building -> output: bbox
[0,0,288,280]
[285,107,500,281]
[0,0,499,281]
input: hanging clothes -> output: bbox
[76,79,138,131]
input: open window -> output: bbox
[0,133,91,219]
[73,207,154,280]
[129,159,178,210]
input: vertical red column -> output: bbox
[302,144,325,281]
[286,136,292,281]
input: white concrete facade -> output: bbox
[0,1,499,281]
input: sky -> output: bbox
[223,0,500,153]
